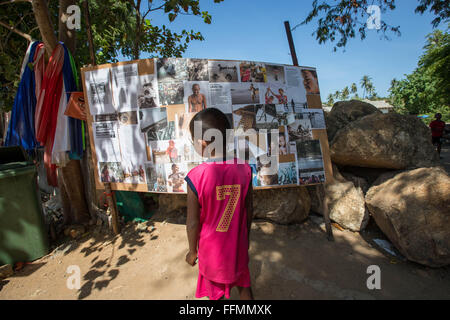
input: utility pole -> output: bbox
[284,21,299,66]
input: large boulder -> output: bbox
[308,164,369,232]
[253,188,310,224]
[331,113,439,169]
[326,100,381,142]
[158,194,187,214]
[366,167,450,267]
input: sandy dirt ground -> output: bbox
[1,210,449,300]
[1,145,449,300]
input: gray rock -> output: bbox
[331,113,439,169]
[326,100,381,142]
[308,164,369,232]
[158,194,187,214]
[253,187,310,225]
[366,167,450,267]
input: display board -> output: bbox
[81,58,333,193]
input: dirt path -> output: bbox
[1,210,449,300]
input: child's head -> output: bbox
[189,108,231,158]
[172,163,179,173]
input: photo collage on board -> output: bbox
[85,58,326,193]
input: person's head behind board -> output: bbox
[435,113,442,120]
[189,108,231,158]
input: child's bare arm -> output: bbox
[186,184,200,265]
[245,180,254,248]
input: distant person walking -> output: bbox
[429,113,446,158]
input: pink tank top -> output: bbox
[185,159,252,283]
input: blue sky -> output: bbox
[138,0,445,100]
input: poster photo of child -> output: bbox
[159,81,184,106]
[99,162,124,183]
[145,163,167,192]
[231,83,260,105]
[239,61,267,82]
[166,163,187,193]
[137,74,159,109]
[301,68,320,95]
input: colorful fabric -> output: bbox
[185,159,252,284]
[195,268,251,300]
[5,41,40,151]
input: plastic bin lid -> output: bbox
[0,146,30,164]
[0,161,36,179]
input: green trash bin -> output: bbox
[0,146,49,265]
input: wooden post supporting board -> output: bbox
[104,182,120,235]
[285,20,333,241]
[82,1,120,235]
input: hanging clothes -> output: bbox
[5,41,40,151]
[35,44,65,186]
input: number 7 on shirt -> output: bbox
[216,185,241,232]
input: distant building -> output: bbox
[322,100,395,114]
[362,100,395,114]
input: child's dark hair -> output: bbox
[189,108,231,146]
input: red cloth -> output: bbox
[429,120,445,137]
[35,44,65,186]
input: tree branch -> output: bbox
[0,20,33,42]
[0,0,32,5]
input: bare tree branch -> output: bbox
[0,20,33,42]
[0,0,32,5]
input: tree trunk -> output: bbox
[58,0,77,53]
[31,0,58,56]
[32,0,91,225]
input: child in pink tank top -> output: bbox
[184,108,254,300]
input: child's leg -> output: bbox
[237,286,254,300]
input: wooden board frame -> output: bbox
[80,58,333,193]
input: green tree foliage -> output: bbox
[388,26,450,122]
[299,0,449,51]
[0,0,224,112]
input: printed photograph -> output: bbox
[118,111,138,125]
[249,164,260,187]
[187,59,209,81]
[137,74,159,109]
[184,81,210,113]
[140,107,175,141]
[255,156,279,187]
[267,128,289,156]
[209,82,232,114]
[260,84,288,105]
[299,171,326,186]
[156,58,187,82]
[231,83,260,105]
[235,134,268,163]
[159,81,184,106]
[150,139,184,164]
[176,112,196,141]
[122,164,146,184]
[145,163,168,192]
[239,61,266,82]
[296,140,325,182]
[265,64,286,84]
[99,162,124,183]
[303,109,326,129]
[208,61,239,82]
[166,163,187,193]
[232,104,257,134]
[301,68,320,95]
[286,85,307,106]
[278,161,298,185]
[95,113,118,122]
[287,117,313,142]
[255,104,280,130]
